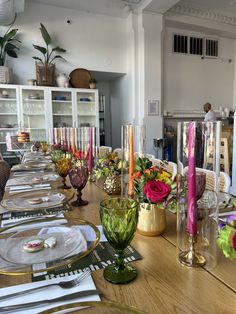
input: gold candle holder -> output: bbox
[179,234,206,267]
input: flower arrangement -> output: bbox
[217,215,236,259]
[95,152,122,178]
[133,157,176,209]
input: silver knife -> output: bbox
[0,289,100,312]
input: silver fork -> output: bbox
[0,270,91,301]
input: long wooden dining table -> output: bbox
[0,178,236,314]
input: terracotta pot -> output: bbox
[137,203,167,236]
[103,175,121,195]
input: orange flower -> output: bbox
[133,171,141,179]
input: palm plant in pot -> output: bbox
[0,20,21,83]
[33,23,66,86]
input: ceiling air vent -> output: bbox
[190,36,203,55]
[205,38,218,58]
[173,34,188,54]
[172,33,219,58]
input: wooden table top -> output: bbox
[1,178,236,314]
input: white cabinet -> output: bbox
[47,87,99,144]
[0,84,100,156]
[19,86,49,142]
[0,85,20,155]
[74,89,99,129]
[48,88,73,129]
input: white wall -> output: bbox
[143,12,163,155]
[164,27,235,113]
[7,2,128,84]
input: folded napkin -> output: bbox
[6,173,59,186]
[8,184,51,194]
[0,212,67,232]
[0,273,100,314]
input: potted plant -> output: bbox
[133,157,176,236]
[95,151,122,195]
[0,20,21,83]
[33,23,66,86]
[89,77,97,89]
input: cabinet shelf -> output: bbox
[53,114,72,116]
[52,100,72,103]
[23,113,45,116]
[27,128,46,130]
[0,98,16,101]
[0,113,17,116]
[0,128,18,131]
[23,99,44,102]
[77,114,96,117]
[77,101,95,104]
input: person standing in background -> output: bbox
[203,102,216,122]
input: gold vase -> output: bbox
[103,175,121,195]
[137,203,167,236]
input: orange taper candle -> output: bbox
[128,125,134,197]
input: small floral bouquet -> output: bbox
[133,157,176,209]
[217,215,236,259]
[95,152,122,178]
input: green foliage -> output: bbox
[0,21,21,66]
[217,225,236,259]
[89,77,97,84]
[95,152,121,178]
[32,23,66,64]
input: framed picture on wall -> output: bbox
[148,100,159,116]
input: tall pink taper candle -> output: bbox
[187,122,197,235]
[88,128,93,173]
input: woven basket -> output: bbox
[36,63,55,86]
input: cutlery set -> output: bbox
[0,271,101,312]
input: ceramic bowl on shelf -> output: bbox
[80,97,91,101]
[54,95,67,101]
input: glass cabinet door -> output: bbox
[50,88,73,128]
[75,90,98,128]
[20,87,47,142]
[0,85,19,154]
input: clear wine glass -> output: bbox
[100,197,139,284]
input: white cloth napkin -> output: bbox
[0,274,100,314]
[0,213,67,230]
[8,184,51,194]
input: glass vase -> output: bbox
[177,121,221,270]
[121,124,146,198]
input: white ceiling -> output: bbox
[175,0,236,18]
[29,0,236,19]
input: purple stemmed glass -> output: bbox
[69,163,89,206]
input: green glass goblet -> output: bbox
[100,197,139,284]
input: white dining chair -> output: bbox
[98,146,112,158]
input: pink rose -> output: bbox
[232,232,236,250]
[144,180,171,203]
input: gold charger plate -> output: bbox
[0,218,100,275]
[69,68,91,88]
[1,190,74,212]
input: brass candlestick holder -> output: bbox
[179,233,206,267]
